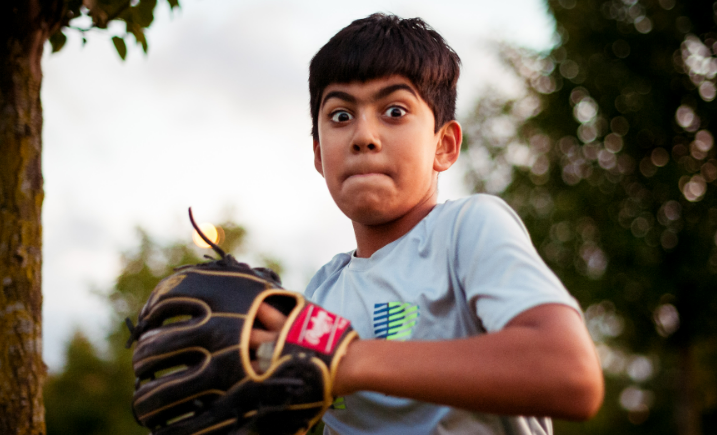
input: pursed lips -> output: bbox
[341,160,394,182]
[343,170,390,181]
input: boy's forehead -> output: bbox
[320,75,421,106]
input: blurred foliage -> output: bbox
[44,219,286,434]
[462,0,717,433]
[49,0,180,58]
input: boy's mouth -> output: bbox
[344,172,389,182]
[343,164,391,180]
[349,172,382,177]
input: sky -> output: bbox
[40,0,556,370]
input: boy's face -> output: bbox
[313,75,460,226]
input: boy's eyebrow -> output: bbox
[321,83,418,108]
[322,91,357,107]
[373,83,418,101]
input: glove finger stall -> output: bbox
[155,270,274,314]
[134,348,247,429]
[133,316,245,364]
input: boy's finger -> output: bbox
[256,302,287,331]
[250,329,278,349]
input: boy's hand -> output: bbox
[249,303,287,373]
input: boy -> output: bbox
[253,13,603,434]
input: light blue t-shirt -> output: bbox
[305,194,581,435]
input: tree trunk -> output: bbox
[0,1,60,433]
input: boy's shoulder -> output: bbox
[428,193,529,240]
[434,193,515,217]
[304,194,528,296]
[304,251,352,299]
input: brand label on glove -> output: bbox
[286,304,350,354]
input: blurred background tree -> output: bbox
[462,0,717,434]
[1,1,176,432]
[43,219,284,435]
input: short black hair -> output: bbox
[309,13,461,141]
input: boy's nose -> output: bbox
[351,115,382,153]
[352,142,380,152]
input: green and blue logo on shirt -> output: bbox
[373,302,420,340]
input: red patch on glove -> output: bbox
[286,304,351,354]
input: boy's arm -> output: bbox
[255,302,604,420]
[334,303,603,420]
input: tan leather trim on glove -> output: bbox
[240,289,306,381]
[139,389,226,420]
[329,330,359,388]
[190,418,237,435]
[134,346,212,407]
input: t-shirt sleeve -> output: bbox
[452,195,581,332]
[303,252,352,300]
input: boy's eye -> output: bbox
[331,111,353,122]
[384,107,407,118]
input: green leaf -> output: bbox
[49,31,67,53]
[134,0,157,27]
[135,28,149,53]
[112,36,127,60]
[126,22,149,54]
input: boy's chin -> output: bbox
[339,204,407,227]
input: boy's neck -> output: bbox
[352,194,437,258]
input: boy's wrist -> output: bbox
[332,338,364,396]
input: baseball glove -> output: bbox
[125,209,358,435]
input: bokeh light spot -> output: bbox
[639,157,657,177]
[660,230,678,250]
[598,344,627,374]
[620,386,654,413]
[634,16,652,34]
[630,217,650,238]
[694,130,714,152]
[651,148,669,167]
[658,0,675,10]
[699,81,716,101]
[531,155,550,175]
[574,97,598,123]
[682,175,706,202]
[599,149,617,169]
[610,116,630,136]
[627,356,654,382]
[675,105,696,129]
[702,161,717,182]
[192,223,219,248]
[580,244,608,279]
[578,124,598,143]
[529,134,551,153]
[654,303,680,337]
[604,133,623,153]
[560,59,580,79]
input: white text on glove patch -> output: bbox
[286,304,350,354]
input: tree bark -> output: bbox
[0,1,61,433]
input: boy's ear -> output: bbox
[433,120,462,173]
[313,139,324,177]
